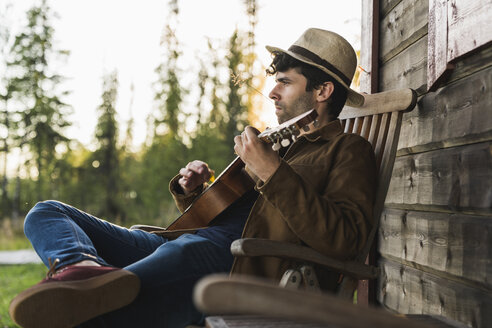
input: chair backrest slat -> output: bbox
[374,112,390,168]
[352,117,363,135]
[360,116,372,140]
[367,114,381,149]
[344,118,354,134]
[336,89,417,299]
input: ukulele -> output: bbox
[165,109,318,231]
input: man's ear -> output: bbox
[316,82,335,102]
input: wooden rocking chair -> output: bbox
[192,88,428,328]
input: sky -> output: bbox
[1,0,361,152]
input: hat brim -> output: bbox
[266,45,364,107]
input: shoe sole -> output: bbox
[9,269,140,328]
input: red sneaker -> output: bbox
[9,261,140,328]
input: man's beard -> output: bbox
[276,93,315,124]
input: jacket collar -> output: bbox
[302,119,343,142]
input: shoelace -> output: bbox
[47,258,61,278]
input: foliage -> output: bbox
[152,0,186,140]
[91,70,123,221]
[6,0,71,201]
[0,0,263,229]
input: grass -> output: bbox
[0,263,46,328]
[0,218,44,327]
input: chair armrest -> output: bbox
[129,224,167,232]
[231,238,379,280]
[193,274,435,328]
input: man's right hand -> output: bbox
[178,160,213,195]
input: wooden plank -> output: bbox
[378,259,492,328]
[360,116,372,140]
[374,113,390,169]
[373,112,403,221]
[427,0,454,91]
[386,142,492,214]
[378,208,492,287]
[360,0,379,93]
[446,39,492,87]
[231,239,379,280]
[339,88,416,119]
[380,0,402,18]
[343,118,353,133]
[447,0,492,62]
[397,65,492,155]
[380,0,428,64]
[352,117,363,135]
[379,35,428,94]
[206,315,332,328]
[368,114,381,148]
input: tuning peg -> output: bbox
[272,140,281,151]
[281,138,290,147]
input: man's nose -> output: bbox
[269,87,279,101]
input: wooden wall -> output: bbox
[375,1,492,327]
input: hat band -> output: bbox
[288,45,352,86]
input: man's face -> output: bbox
[269,68,316,124]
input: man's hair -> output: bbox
[266,52,348,118]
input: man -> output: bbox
[10,28,376,328]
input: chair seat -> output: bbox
[206,315,337,328]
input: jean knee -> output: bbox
[24,200,62,237]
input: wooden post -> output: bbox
[359,0,379,94]
[358,0,379,307]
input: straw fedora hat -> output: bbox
[266,28,364,107]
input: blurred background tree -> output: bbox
[1,0,72,224]
[0,0,266,228]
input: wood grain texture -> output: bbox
[206,316,329,328]
[380,0,428,64]
[380,0,403,18]
[195,274,437,328]
[427,0,453,91]
[378,208,492,288]
[360,0,379,93]
[230,239,379,280]
[378,259,492,328]
[386,142,492,214]
[445,42,492,87]
[379,35,428,94]
[447,0,492,62]
[397,66,492,155]
[339,89,416,119]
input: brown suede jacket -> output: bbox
[168,119,377,287]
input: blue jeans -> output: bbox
[23,197,253,327]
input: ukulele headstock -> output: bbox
[258,109,318,151]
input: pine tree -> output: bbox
[242,0,267,129]
[0,3,13,217]
[191,42,231,174]
[224,29,249,157]
[92,70,122,221]
[152,0,186,140]
[122,82,135,153]
[134,0,190,224]
[7,0,72,200]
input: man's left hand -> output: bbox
[234,126,281,182]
